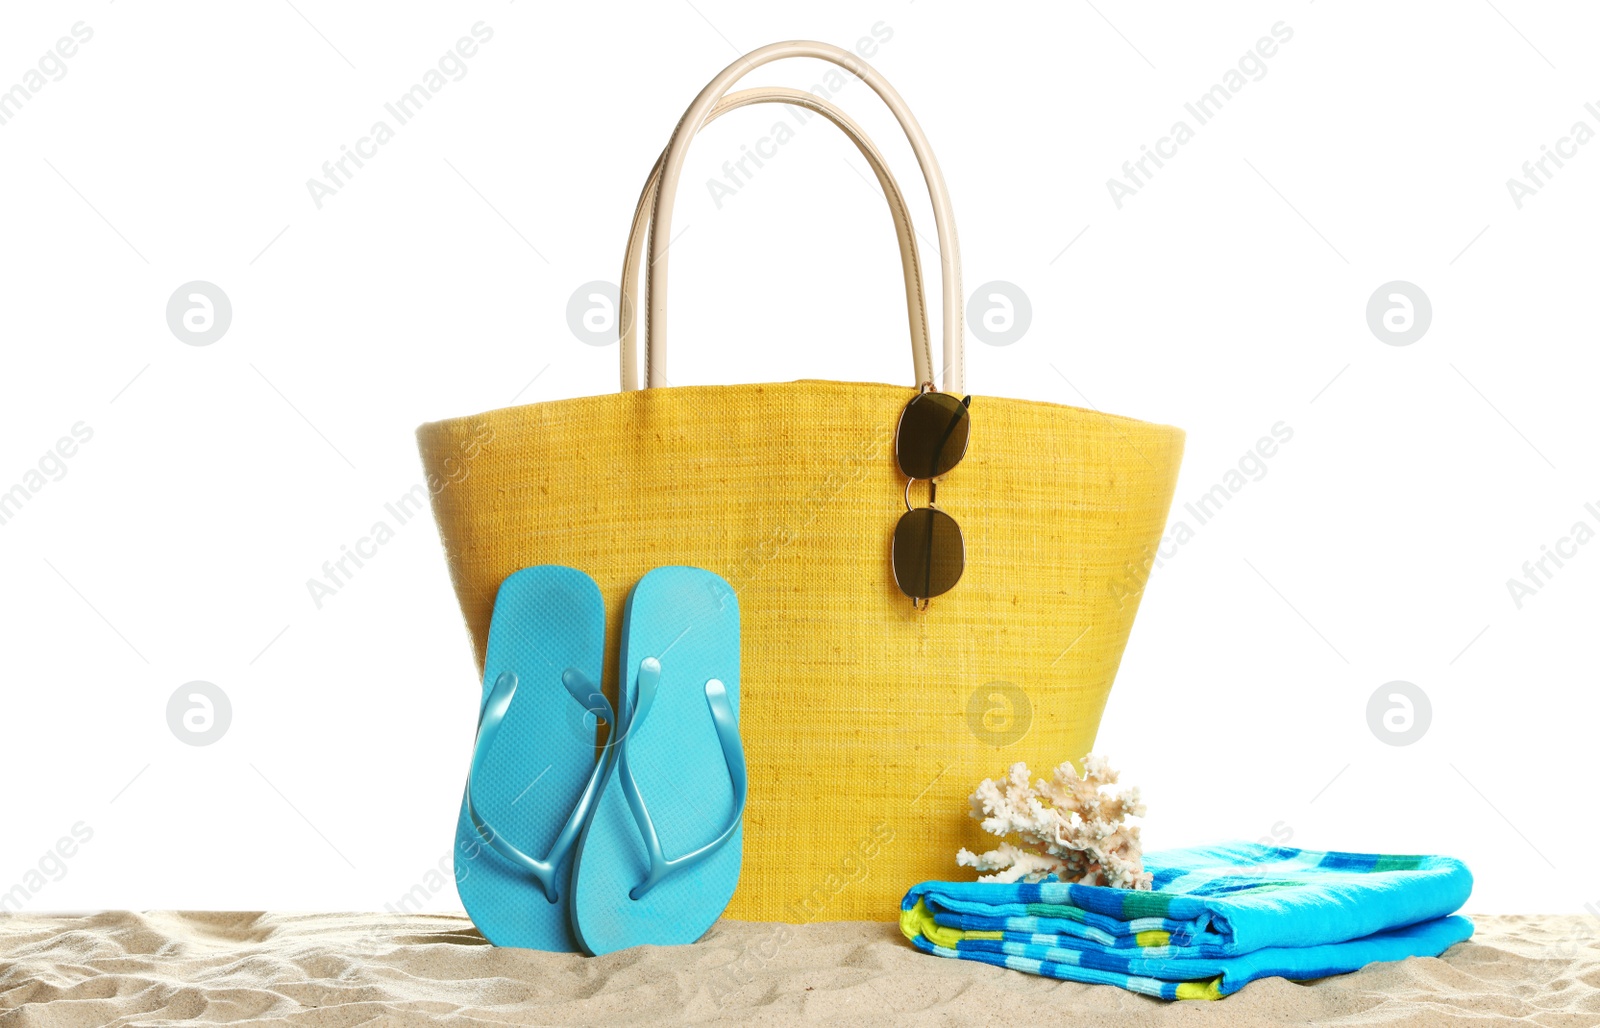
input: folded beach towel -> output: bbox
[899,842,1474,999]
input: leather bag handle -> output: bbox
[621,86,931,391]
[642,40,964,393]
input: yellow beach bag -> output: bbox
[417,40,1184,922]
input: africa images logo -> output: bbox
[305,22,496,208]
[1105,21,1295,209]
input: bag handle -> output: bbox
[621,86,931,391]
[644,40,964,393]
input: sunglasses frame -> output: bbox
[891,386,971,609]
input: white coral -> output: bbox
[957,756,1152,890]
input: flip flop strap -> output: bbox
[616,656,748,901]
[464,668,615,903]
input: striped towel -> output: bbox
[899,842,1474,999]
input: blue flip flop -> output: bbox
[568,566,746,956]
[454,565,612,951]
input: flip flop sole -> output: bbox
[570,566,743,955]
[455,565,604,951]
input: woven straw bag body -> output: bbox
[417,43,1183,922]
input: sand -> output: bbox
[2,912,1597,1026]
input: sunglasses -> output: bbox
[892,388,971,608]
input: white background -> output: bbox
[1,0,1594,915]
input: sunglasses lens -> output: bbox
[892,507,965,600]
[896,392,971,479]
